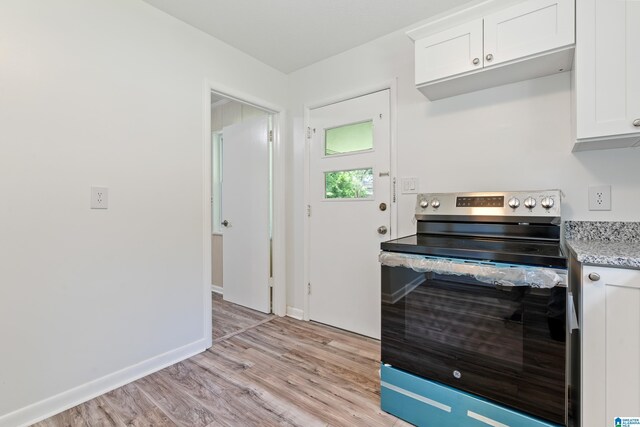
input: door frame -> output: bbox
[203,80,287,347]
[302,80,398,322]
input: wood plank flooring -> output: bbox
[33,294,410,427]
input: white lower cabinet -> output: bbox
[582,266,640,427]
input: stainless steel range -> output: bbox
[379,190,575,427]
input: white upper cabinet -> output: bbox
[415,19,483,84]
[484,0,575,67]
[574,0,640,151]
[409,0,575,100]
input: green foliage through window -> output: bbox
[325,168,373,199]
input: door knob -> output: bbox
[588,272,600,282]
[222,220,229,227]
[486,53,494,61]
[472,57,480,65]
[633,118,640,127]
[377,225,388,235]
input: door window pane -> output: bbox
[325,121,373,155]
[325,168,373,199]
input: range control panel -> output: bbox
[416,190,562,219]
[456,196,504,208]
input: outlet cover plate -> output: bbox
[91,186,109,209]
[588,185,611,211]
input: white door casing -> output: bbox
[308,89,391,339]
[221,116,270,313]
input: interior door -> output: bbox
[222,116,270,313]
[309,89,391,339]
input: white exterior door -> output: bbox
[221,116,270,313]
[308,90,391,339]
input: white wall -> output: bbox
[286,28,640,312]
[0,1,287,425]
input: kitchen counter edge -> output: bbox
[564,238,640,269]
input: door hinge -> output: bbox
[268,277,274,288]
[268,129,273,142]
[306,127,316,139]
[307,282,311,295]
[307,204,311,217]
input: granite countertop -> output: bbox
[564,221,640,269]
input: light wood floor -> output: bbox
[33,294,409,427]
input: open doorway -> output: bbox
[210,91,275,315]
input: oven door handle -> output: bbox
[568,291,579,332]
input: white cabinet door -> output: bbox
[415,19,483,84]
[484,0,574,67]
[582,266,640,427]
[575,0,640,148]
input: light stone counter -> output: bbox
[564,221,640,269]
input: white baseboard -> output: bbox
[211,285,223,294]
[286,306,304,320]
[1,338,208,427]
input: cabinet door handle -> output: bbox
[472,57,480,65]
[588,272,600,282]
[633,118,640,127]
[485,53,494,61]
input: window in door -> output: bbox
[324,168,374,199]
[324,120,373,156]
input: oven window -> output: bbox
[404,275,525,367]
[381,265,566,424]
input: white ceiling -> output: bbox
[142,0,475,73]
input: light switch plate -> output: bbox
[401,177,419,194]
[91,186,108,209]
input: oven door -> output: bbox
[381,261,567,425]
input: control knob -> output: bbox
[524,197,536,209]
[431,199,440,209]
[507,197,520,209]
[420,200,429,209]
[540,197,555,210]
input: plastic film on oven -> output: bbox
[379,252,565,288]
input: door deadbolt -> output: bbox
[379,202,387,211]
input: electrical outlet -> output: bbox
[91,186,108,209]
[588,185,611,211]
